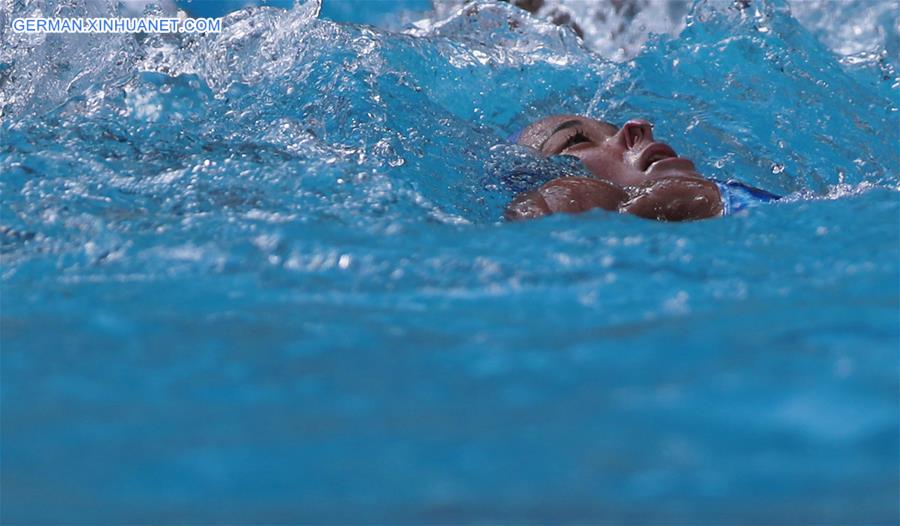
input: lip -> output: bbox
[637,142,678,171]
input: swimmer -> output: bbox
[504,115,781,221]
[459,0,585,38]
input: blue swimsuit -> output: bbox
[711,179,782,214]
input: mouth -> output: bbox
[637,142,678,172]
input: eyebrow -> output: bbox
[539,119,583,150]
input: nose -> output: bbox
[620,119,654,149]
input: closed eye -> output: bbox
[560,130,591,151]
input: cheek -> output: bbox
[576,150,629,182]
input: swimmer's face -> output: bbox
[517,115,703,187]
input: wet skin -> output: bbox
[505,115,724,221]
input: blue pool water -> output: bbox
[2,0,898,523]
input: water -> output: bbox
[2,0,898,523]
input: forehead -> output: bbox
[516,115,618,149]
